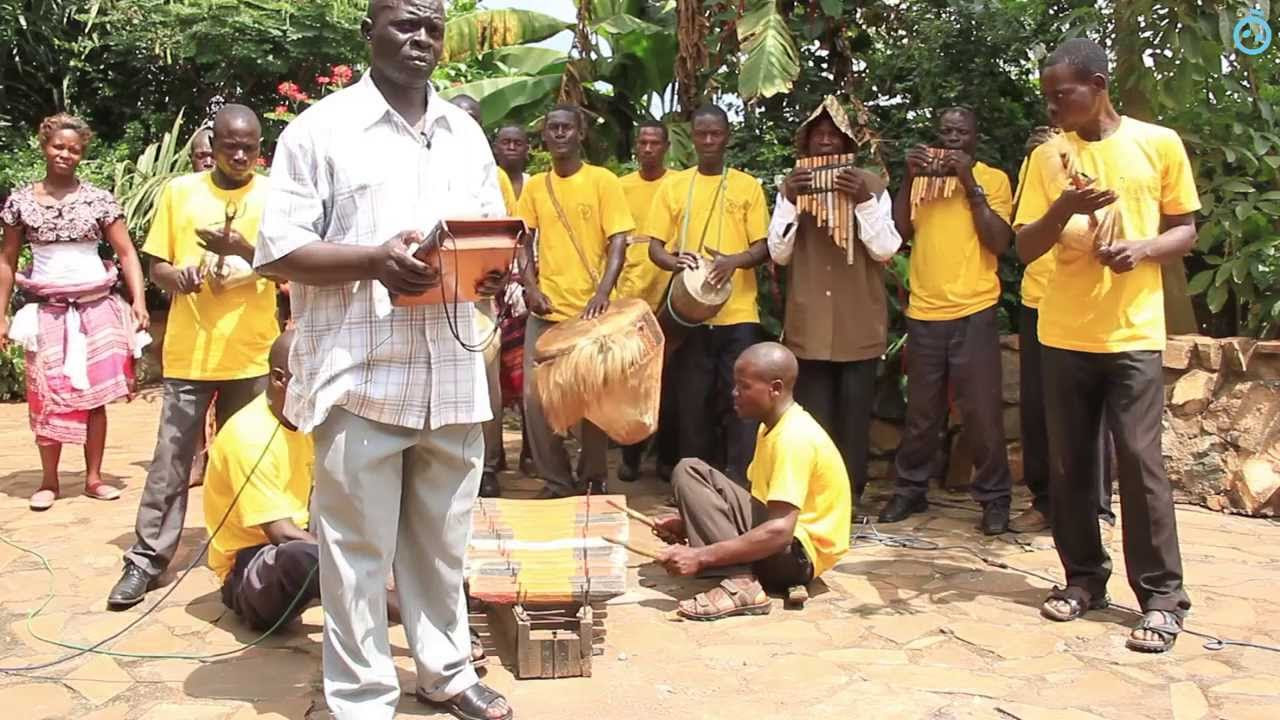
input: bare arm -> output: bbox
[103,221,147,308]
[259,517,317,546]
[257,242,384,286]
[1015,185,1119,264]
[1096,213,1197,273]
[966,192,1013,255]
[660,502,798,575]
[892,176,916,245]
[596,233,628,298]
[706,239,769,289]
[0,224,22,343]
[649,235,698,273]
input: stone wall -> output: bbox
[862,333,1280,517]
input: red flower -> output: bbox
[275,104,288,114]
[294,92,310,102]
[316,75,331,85]
[331,64,354,86]
[277,81,302,100]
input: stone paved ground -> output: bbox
[2,393,1279,719]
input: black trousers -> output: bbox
[672,323,763,484]
[794,358,877,499]
[894,307,1012,504]
[1043,348,1190,617]
[1020,306,1115,522]
[221,541,322,631]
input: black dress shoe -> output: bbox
[981,500,1011,536]
[586,479,607,495]
[479,471,501,498]
[877,494,928,523]
[108,562,151,609]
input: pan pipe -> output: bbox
[466,495,631,605]
[795,153,859,264]
[909,147,960,220]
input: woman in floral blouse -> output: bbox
[0,113,149,510]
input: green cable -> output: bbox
[0,422,322,672]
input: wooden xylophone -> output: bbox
[795,152,860,264]
[466,494,630,606]
[909,147,960,219]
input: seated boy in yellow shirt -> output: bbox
[653,342,852,620]
[204,330,319,630]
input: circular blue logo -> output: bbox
[1234,9,1273,56]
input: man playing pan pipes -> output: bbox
[1015,38,1197,655]
[652,342,851,620]
[644,103,771,484]
[516,104,633,499]
[615,121,679,485]
[880,106,1015,535]
[111,105,280,609]
[1009,125,1116,538]
[767,96,902,506]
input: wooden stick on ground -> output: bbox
[606,499,659,530]
[603,535,662,561]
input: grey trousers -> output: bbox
[125,376,267,578]
[522,314,608,496]
[221,541,321,631]
[671,458,813,591]
[313,408,481,720]
[480,300,505,476]
[894,307,1012,505]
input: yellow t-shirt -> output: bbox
[1014,117,1201,352]
[516,164,635,322]
[143,172,279,381]
[642,168,768,326]
[498,169,519,215]
[906,162,1013,321]
[614,170,672,310]
[1014,157,1056,309]
[747,403,852,577]
[203,394,314,581]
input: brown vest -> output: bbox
[783,168,890,363]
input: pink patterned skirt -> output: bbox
[16,267,135,446]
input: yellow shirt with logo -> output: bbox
[906,162,1013,321]
[614,170,672,310]
[747,403,851,577]
[1014,117,1201,352]
[203,394,314,581]
[516,164,635,322]
[1014,156,1057,309]
[143,172,279,381]
[642,168,768,326]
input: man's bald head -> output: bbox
[737,342,798,389]
[266,328,297,427]
[451,94,483,125]
[212,104,261,138]
[270,329,295,376]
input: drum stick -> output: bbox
[603,535,662,561]
[606,499,659,530]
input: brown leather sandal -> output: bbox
[676,579,771,621]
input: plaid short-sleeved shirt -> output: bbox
[255,74,506,432]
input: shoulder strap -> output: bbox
[678,168,729,255]
[544,171,601,286]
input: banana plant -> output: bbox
[736,0,801,101]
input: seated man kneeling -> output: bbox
[204,329,320,630]
[655,342,852,620]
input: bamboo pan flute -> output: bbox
[466,495,631,605]
[796,153,859,264]
[909,147,960,220]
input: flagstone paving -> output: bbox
[2,392,1279,719]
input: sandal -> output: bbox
[676,578,772,621]
[1126,609,1181,653]
[84,481,122,501]
[29,488,58,511]
[1040,586,1108,622]
[418,682,512,720]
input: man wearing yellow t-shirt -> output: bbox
[205,330,319,630]
[1011,126,1115,536]
[1015,39,1196,653]
[615,121,676,484]
[517,105,632,498]
[644,104,771,483]
[654,342,850,620]
[494,123,536,479]
[881,107,1014,535]
[111,105,280,608]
